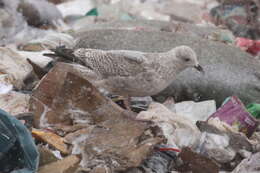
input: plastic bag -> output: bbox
[0,109,39,173]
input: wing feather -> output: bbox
[74,49,148,78]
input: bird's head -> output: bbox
[171,45,204,73]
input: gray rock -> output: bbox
[0,0,26,45]
[17,0,62,28]
[73,19,224,40]
[74,29,260,106]
[0,0,61,45]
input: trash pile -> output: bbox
[0,0,260,172]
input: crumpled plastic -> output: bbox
[236,37,260,56]
[0,109,39,173]
[137,102,201,150]
[198,131,236,163]
[246,103,260,119]
[232,152,260,173]
[167,100,216,124]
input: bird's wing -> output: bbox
[107,50,146,64]
[74,49,149,78]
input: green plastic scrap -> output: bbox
[246,103,260,119]
[85,8,98,16]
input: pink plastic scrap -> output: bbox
[236,37,260,56]
[207,96,258,137]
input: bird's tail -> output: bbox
[44,45,74,60]
[43,46,82,63]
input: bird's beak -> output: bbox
[194,64,204,74]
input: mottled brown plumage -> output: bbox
[49,45,203,97]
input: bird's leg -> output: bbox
[123,95,132,111]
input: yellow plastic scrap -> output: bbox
[32,128,69,155]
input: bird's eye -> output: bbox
[184,58,190,62]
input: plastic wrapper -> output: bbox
[207,96,258,137]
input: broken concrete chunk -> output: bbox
[54,123,91,135]
[32,129,69,155]
[30,62,135,128]
[64,126,94,155]
[64,127,94,145]
[57,74,163,170]
[80,126,162,171]
[30,62,95,128]
[38,155,80,173]
[30,66,163,171]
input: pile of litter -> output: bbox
[0,0,260,172]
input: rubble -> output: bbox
[30,64,163,171]
[30,62,92,127]
[38,155,80,173]
[0,47,33,89]
[32,129,69,155]
[0,91,30,115]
